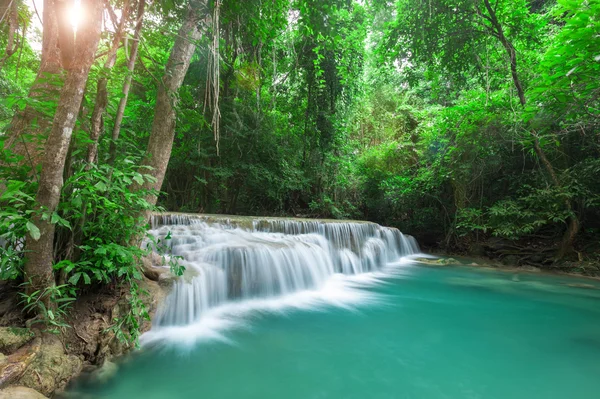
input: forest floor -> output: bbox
[0,275,167,398]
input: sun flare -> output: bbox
[68,0,82,32]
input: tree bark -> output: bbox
[2,0,62,171]
[107,0,146,164]
[0,0,18,64]
[131,0,207,216]
[482,0,580,257]
[86,0,131,165]
[23,0,103,294]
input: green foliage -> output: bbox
[18,283,76,334]
[0,147,162,344]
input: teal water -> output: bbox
[67,263,600,399]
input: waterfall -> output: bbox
[143,214,419,344]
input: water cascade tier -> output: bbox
[147,214,420,328]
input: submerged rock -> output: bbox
[0,328,35,354]
[91,360,118,384]
[0,386,48,399]
[565,283,599,290]
[520,265,541,272]
[414,257,458,266]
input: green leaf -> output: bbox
[68,273,81,285]
[132,174,144,185]
[26,222,41,241]
[95,181,108,192]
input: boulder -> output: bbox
[0,386,48,399]
[0,328,35,354]
[17,334,82,396]
[141,253,170,281]
[0,338,40,388]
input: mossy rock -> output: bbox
[0,328,35,354]
[0,386,48,399]
[17,335,82,396]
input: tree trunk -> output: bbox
[533,137,581,257]
[107,0,146,164]
[131,0,206,216]
[2,0,62,172]
[23,0,103,295]
[86,0,131,164]
[482,0,580,257]
[0,0,18,64]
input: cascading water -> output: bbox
[142,214,420,345]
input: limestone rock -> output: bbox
[141,253,170,281]
[17,335,82,396]
[91,360,117,384]
[0,386,48,399]
[0,338,40,388]
[0,328,35,354]
[520,265,541,272]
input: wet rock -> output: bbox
[520,265,541,273]
[91,360,117,384]
[433,258,458,266]
[0,328,35,354]
[0,386,48,399]
[17,334,82,396]
[141,253,170,281]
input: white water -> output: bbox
[141,214,421,346]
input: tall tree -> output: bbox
[132,0,208,214]
[2,0,62,171]
[23,0,104,295]
[107,0,146,163]
[86,0,131,164]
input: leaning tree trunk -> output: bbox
[1,0,62,173]
[482,0,580,258]
[23,0,103,295]
[86,0,131,164]
[107,0,146,164]
[0,0,19,64]
[131,0,207,217]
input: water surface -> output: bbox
[68,262,600,399]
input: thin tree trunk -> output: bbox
[86,0,131,165]
[131,0,206,216]
[23,0,103,295]
[0,0,18,64]
[482,0,580,257]
[107,0,146,164]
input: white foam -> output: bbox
[141,260,424,348]
[142,216,422,347]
